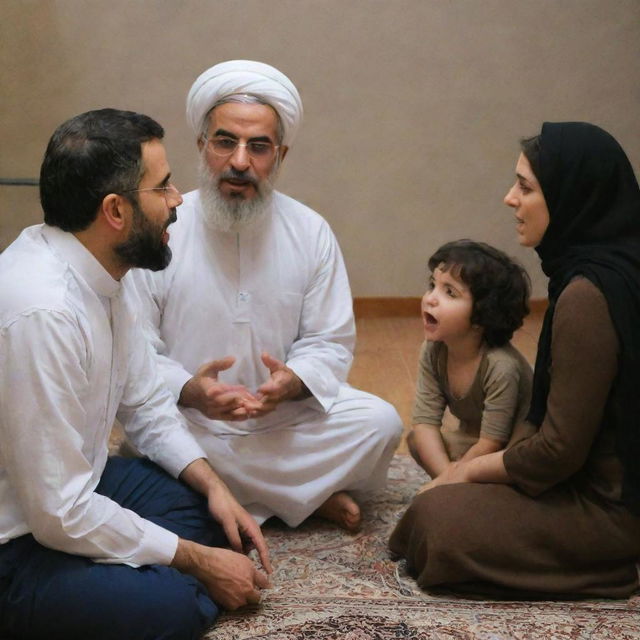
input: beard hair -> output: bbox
[114,201,175,271]
[197,153,276,232]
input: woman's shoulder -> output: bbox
[554,276,610,323]
[553,276,616,349]
[556,276,607,310]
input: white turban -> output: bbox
[186,60,303,147]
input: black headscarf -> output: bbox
[526,122,640,514]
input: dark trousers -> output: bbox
[0,457,228,640]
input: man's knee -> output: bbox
[90,577,216,640]
[100,566,218,640]
[133,570,218,640]
[15,558,218,640]
[363,395,403,445]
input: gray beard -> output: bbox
[197,155,275,232]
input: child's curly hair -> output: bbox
[428,240,531,347]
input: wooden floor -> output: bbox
[347,300,545,455]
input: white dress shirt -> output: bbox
[0,225,207,566]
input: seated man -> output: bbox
[127,60,402,531]
[0,109,270,640]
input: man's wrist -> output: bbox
[178,377,196,408]
[171,538,197,573]
[180,458,227,497]
[291,378,311,401]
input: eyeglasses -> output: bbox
[203,135,279,160]
[123,183,181,206]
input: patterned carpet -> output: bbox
[204,455,640,639]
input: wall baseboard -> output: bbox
[353,297,421,318]
[353,297,548,318]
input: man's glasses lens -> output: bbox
[208,137,277,159]
[159,185,179,205]
[123,184,180,207]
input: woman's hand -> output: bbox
[417,451,510,494]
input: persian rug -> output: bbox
[204,455,640,639]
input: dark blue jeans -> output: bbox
[0,457,228,640]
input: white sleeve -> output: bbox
[124,268,195,399]
[0,310,178,567]
[116,307,207,478]
[285,223,355,412]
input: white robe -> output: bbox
[126,190,402,526]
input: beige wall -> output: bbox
[1,0,638,297]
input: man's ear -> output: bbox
[197,136,205,153]
[100,193,128,232]
[279,145,289,162]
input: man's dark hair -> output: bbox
[40,108,164,232]
[520,135,541,179]
[428,239,531,347]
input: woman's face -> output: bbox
[504,153,550,248]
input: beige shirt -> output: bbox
[413,340,533,457]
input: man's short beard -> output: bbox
[114,201,175,271]
[197,154,276,232]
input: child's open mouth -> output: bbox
[424,312,438,326]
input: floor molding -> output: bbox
[353,297,548,318]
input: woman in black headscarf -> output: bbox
[389,122,640,598]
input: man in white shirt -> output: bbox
[127,60,403,532]
[0,109,271,640]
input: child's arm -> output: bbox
[419,449,510,493]
[407,423,451,478]
[476,353,526,459]
[459,435,505,463]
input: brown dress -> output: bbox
[389,278,640,598]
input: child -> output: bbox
[407,239,533,479]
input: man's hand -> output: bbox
[245,352,309,418]
[179,356,257,421]
[180,459,272,574]
[207,479,273,574]
[171,540,270,610]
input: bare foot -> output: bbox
[315,492,361,532]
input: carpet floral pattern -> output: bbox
[204,455,640,639]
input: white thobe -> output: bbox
[127,190,402,526]
[0,225,206,566]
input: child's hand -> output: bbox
[417,479,434,494]
[417,461,469,495]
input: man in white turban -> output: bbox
[127,60,402,531]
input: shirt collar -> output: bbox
[41,224,121,299]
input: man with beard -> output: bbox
[127,61,403,532]
[0,109,271,640]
